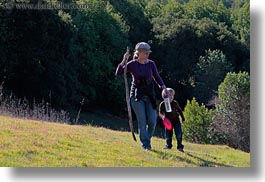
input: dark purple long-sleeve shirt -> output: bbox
[115,59,165,97]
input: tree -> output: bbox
[145,1,162,20]
[107,0,152,46]
[0,0,250,118]
[0,0,130,113]
[212,72,250,152]
[152,16,248,106]
[231,2,250,48]
[71,0,130,112]
[193,49,233,104]
[185,0,232,27]
[0,7,79,108]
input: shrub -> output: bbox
[211,72,250,152]
[183,98,216,144]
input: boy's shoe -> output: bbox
[142,146,152,151]
[163,146,172,149]
[145,147,152,151]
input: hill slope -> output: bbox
[0,115,250,167]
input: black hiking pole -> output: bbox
[124,47,137,142]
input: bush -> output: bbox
[211,72,250,152]
[183,98,216,144]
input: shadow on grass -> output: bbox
[69,110,165,138]
[150,149,196,166]
[184,152,232,167]
[149,149,232,167]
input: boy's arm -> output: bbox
[176,101,185,122]
[179,110,185,122]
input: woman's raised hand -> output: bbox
[121,47,130,66]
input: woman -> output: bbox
[115,42,166,150]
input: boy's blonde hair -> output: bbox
[162,88,175,98]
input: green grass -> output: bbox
[0,115,250,167]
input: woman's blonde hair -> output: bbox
[133,50,139,59]
[161,88,175,98]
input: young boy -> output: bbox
[159,88,185,152]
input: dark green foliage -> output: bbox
[185,0,232,27]
[152,16,248,106]
[0,0,249,120]
[0,0,130,112]
[231,2,250,48]
[193,49,233,104]
[0,9,78,108]
[107,0,152,46]
[71,0,130,111]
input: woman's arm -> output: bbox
[115,51,130,76]
[151,61,166,89]
[115,63,125,76]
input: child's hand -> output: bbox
[182,120,186,125]
[162,88,169,95]
[160,114,166,120]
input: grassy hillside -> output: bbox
[0,115,250,167]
